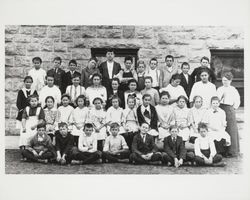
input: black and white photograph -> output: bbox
[1,0,249,200]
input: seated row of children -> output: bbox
[21,120,225,167]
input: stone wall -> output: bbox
[5,25,244,135]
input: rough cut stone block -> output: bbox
[72,30,82,38]
[27,43,41,52]
[71,48,91,60]
[82,26,97,38]
[40,38,53,52]
[26,52,52,62]
[96,28,122,38]
[5,119,18,134]
[206,39,244,49]
[48,27,60,38]
[5,91,18,104]
[5,78,23,92]
[20,26,33,35]
[61,31,73,42]
[33,27,47,38]
[53,52,71,60]
[68,26,82,31]
[14,56,31,68]
[73,38,88,48]
[14,34,32,43]
[54,43,68,52]
[123,26,135,38]
[5,34,14,42]
[5,57,14,67]
[5,44,26,56]
[5,25,20,34]
[5,67,25,78]
[135,26,154,39]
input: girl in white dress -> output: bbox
[86,97,107,151]
[155,91,175,150]
[69,95,89,146]
[57,94,74,128]
[173,95,191,142]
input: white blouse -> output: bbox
[58,105,74,124]
[217,85,240,109]
[160,84,187,100]
[85,86,107,107]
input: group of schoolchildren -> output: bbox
[16,48,241,168]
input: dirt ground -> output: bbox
[5,149,243,174]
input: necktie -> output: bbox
[144,109,150,119]
[74,86,77,101]
[143,135,146,143]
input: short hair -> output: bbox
[28,94,39,101]
[111,77,120,85]
[61,94,71,100]
[128,79,138,87]
[106,48,114,54]
[200,56,209,63]
[210,96,220,103]
[58,122,68,128]
[137,60,146,67]
[149,57,158,64]
[53,57,62,64]
[46,74,54,79]
[142,93,151,100]
[23,76,33,83]
[45,96,55,103]
[84,123,93,129]
[169,125,179,132]
[91,72,102,81]
[177,95,188,104]
[160,91,170,99]
[181,62,190,69]
[32,57,42,64]
[165,55,174,61]
[198,122,208,131]
[75,95,86,106]
[37,123,46,130]
[193,95,203,103]
[110,122,120,129]
[111,95,121,105]
[69,59,77,66]
[93,97,103,104]
[124,56,133,63]
[144,76,153,83]
[170,74,181,82]
[88,57,98,63]
[71,73,81,80]
[221,71,233,80]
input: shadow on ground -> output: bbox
[5,149,243,174]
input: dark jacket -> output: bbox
[132,133,157,155]
[137,105,158,131]
[163,135,186,159]
[62,71,81,94]
[179,72,194,97]
[47,68,65,94]
[81,67,100,88]
[55,131,74,155]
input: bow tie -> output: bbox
[213,110,218,113]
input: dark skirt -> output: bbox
[220,104,240,156]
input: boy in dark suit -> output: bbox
[98,48,121,95]
[130,122,162,164]
[47,57,65,94]
[162,125,194,167]
[179,62,194,98]
[137,94,158,137]
[62,59,81,93]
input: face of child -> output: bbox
[94,100,102,110]
[125,60,132,70]
[149,60,157,70]
[47,77,54,87]
[171,78,181,87]
[194,97,202,109]
[129,82,137,91]
[93,76,101,86]
[24,78,33,89]
[140,123,149,134]
[182,65,190,74]
[200,72,209,83]
[84,127,93,136]
[201,59,209,67]
[128,99,135,109]
[166,57,174,67]
[112,81,119,90]
[72,77,80,86]
[69,63,77,72]
[145,79,152,89]
[222,77,231,87]
[30,97,38,108]
[112,99,119,108]
[177,98,186,108]
[53,60,61,68]
[143,96,151,107]
[62,97,70,107]
[170,128,178,138]
[33,60,41,70]
[110,127,119,137]
[106,52,114,61]
[137,64,145,73]
[77,98,85,108]
[88,60,97,69]
[37,127,46,137]
[211,100,220,110]
[46,98,54,109]
[59,126,68,137]
[199,128,207,138]
[161,95,170,105]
